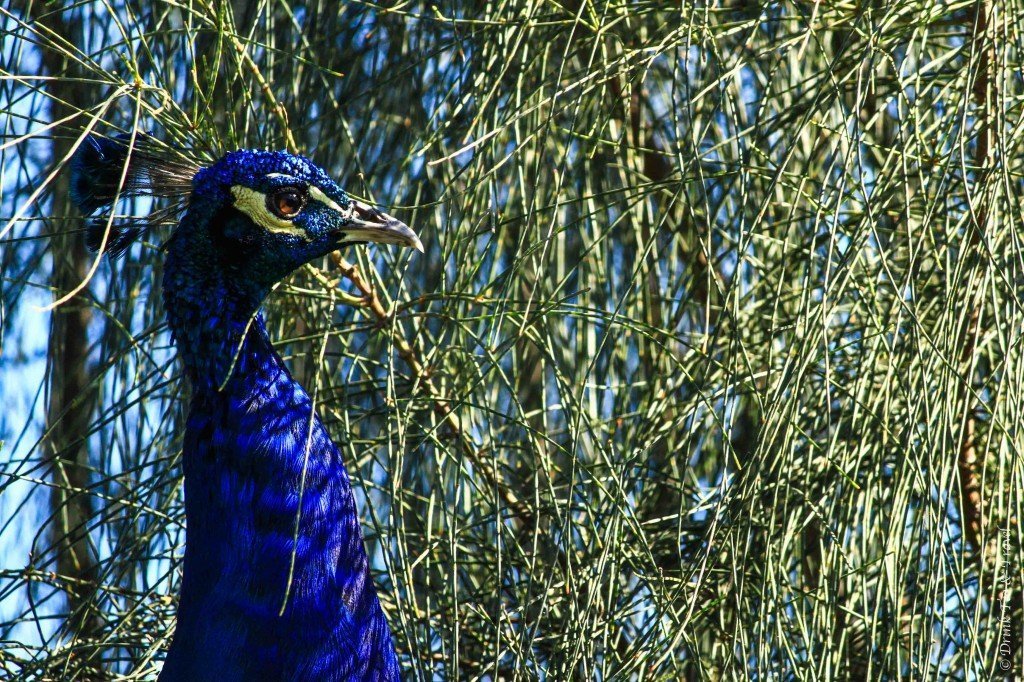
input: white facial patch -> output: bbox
[309,186,348,215]
[261,174,350,215]
[230,185,307,238]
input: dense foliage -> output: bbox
[2,0,1022,678]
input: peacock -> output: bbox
[70,134,421,681]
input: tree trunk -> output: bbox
[29,1,103,669]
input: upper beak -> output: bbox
[342,199,423,253]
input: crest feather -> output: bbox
[70,133,199,258]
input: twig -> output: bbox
[330,252,532,523]
[957,0,993,551]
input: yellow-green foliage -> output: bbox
[1,0,1022,678]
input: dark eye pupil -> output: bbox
[278,192,299,214]
[269,188,305,218]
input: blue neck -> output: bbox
[160,234,399,681]
[163,223,271,391]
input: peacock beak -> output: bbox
[340,199,423,253]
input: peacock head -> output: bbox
[184,149,421,287]
[71,135,421,294]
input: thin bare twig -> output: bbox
[330,252,532,523]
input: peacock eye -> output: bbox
[267,186,307,220]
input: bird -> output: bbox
[70,134,422,681]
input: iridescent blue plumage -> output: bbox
[71,137,420,681]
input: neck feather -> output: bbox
[163,234,272,391]
[159,231,399,678]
